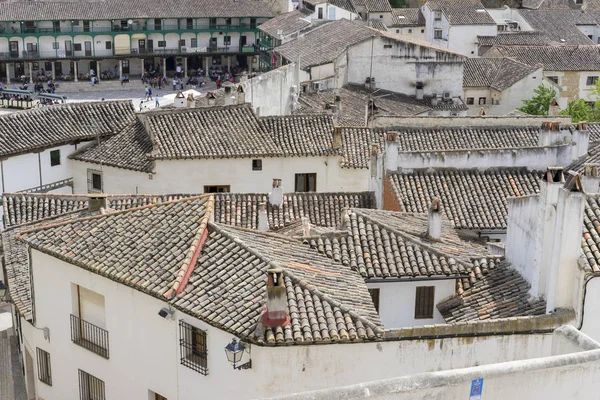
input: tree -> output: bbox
[559,99,591,123]
[518,85,557,116]
[389,0,409,7]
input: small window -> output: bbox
[434,29,442,39]
[576,0,583,3]
[408,28,412,33]
[479,97,486,105]
[252,159,262,171]
[150,392,168,400]
[224,36,231,45]
[74,43,82,51]
[380,14,383,18]
[588,34,593,39]
[179,320,208,375]
[179,39,185,46]
[52,42,59,50]
[158,41,166,48]
[383,44,393,48]
[396,29,400,33]
[44,61,52,71]
[466,97,474,105]
[87,169,102,193]
[295,173,317,192]
[50,149,60,166]
[78,369,105,400]
[204,185,230,193]
[421,28,425,33]
[414,286,435,319]
[587,76,598,86]
[318,7,324,19]
[191,38,197,48]
[434,10,442,20]
[36,348,52,386]
[105,41,112,50]
[547,76,558,84]
[368,288,380,313]
[226,18,232,26]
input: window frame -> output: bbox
[74,43,82,51]
[105,41,112,50]
[223,36,231,46]
[203,185,230,193]
[87,169,102,193]
[434,29,442,39]
[78,369,105,400]
[434,10,442,20]
[478,97,486,105]
[252,159,262,171]
[36,348,52,386]
[190,38,197,48]
[158,40,166,48]
[52,41,59,50]
[466,97,474,105]
[587,76,598,86]
[414,286,435,319]
[318,7,324,19]
[294,173,317,192]
[50,149,60,167]
[179,320,208,375]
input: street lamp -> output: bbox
[224,338,252,370]
[0,281,7,298]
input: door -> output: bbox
[138,39,146,54]
[241,35,247,46]
[210,37,217,50]
[84,41,91,56]
[24,21,34,33]
[54,61,62,75]
[147,39,154,52]
[122,59,129,73]
[65,40,72,56]
[89,60,97,72]
[53,21,60,33]
[14,62,24,77]
[26,42,37,56]
[83,20,90,32]
[186,18,193,30]
[154,18,161,30]
[9,41,18,58]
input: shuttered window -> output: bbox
[414,286,435,319]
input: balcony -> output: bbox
[70,314,109,359]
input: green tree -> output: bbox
[559,99,592,123]
[389,0,408,7]
[518,85,557,116]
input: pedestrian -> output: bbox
[144,86,149,100]
[180,81,184,91]
[216,77,221,89]
[114,65,118,79]
[148,87,153,101]
[155,95,159,108]
[139,101,143,111]
[158,76,162,90]
[173,78,177,91]
[199,75,204,87]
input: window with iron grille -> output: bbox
[224,36,231,45]
[74,43,82,51]
[252,159,262,171]
[179,39,186,46]
[158,41,166,48]
[105,41,112,50]
[414,286,435,319]
[87,169,102,193]
[434,29,442,39]
[466,97,474,105]
[191,38,197,48]
[179,320,208,375]
[36,348,52,386]
[78,369,105,400]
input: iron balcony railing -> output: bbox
[70,314,109,359]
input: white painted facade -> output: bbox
[308,1,359,22]
[388,26,427,42]
[367,280,456,328]
[71,156,371,194]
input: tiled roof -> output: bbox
[18,196,382,344]
[463,58,540,91]
[260,115,336,158]
[3,191,375,230]
[275,19,376,69]
[363,0,393,12]
[589,123,600,143]
[0,100,135,158]
[519,9,597,45]
[477,32,553,47]
[582,195,600,274]
[389,169,541,230]
[258,9,311,38]
[306,208,491,279]
[437,260,546,323]
[390,125,540,152]
[390,8,424,26]
[486,45,600,71]
[302,0,358,13]
[565,141,600,174]
[0,0,275,21]
[70,120,154,172]
[427,0,495,25]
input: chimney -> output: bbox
[426,198,442,241]
[415,81,424,100]
[538,121,563,147]
[385,131,399,172]
[268,179,283,207]
[260,268,290,327]
[332,126,342,150]
[545,172,585,313]
[237,85,246,104]
[301,217,311,236]
[258,202,269,231]
[334,94,342,111]
[174,91,186,108]
[88,193,108,212]
[572,121,590,160]
[548,98,560,116]
[186,93,194,108]
[583,164,600,193]
[207,92,217,106]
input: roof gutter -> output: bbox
[366,275,468,283]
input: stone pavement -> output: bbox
[0,303,26,400]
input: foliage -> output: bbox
[559,100,592,123]
[389,0,409,7]
[518,85,556,116]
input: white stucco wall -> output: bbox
[581,277,600,343]
[447,25,496,57]
[367,280,455,328]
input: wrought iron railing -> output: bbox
[70,314,109,359]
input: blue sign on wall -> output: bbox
[469,378,484,400]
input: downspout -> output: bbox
[577,272,599,330]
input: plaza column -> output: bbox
[184,57,188,78]
[140,58,144,76]
[51,62,56,80]
[28,62,32,84]
[6,63,9,84]
[247,56,253,74]
[162,57,166,77]
[97,60,101,80]
[74,61,78,82]
[205,56,211,77]
[227,56,231,73]
[119,59,123,80]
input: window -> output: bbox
[190,38,197,48]
[318,7,324,19]
[383,44,392,48]
[368,288,380,313]
[224,36,231,45]
[408,28,412,33]
[179,320,208,375]
[252,159,262,171]
[588,35,593,39]
[421,28,424,33]
[78,369,105,400]
[204,185,230,193]
[36,348,52,386]
[250,18,257,28]
[434,10,442,20]
[179,39,185,46]
[479,97,486,105]
[150,391,168,400]
[226,18,232,26]
[466,97,474,105]
[50,149,60,166]
[295,173,317,192]
[87,169,102,193]
[74,43,82,51]
[587,76,598,86]
[52,41,59,50]
[547,76,558,84]
[414,286,435,319]
[105,41,112,50]
[158,41,166,48]
[122,59,129,73]
[576,0,583,4]
[434,29,442,39]
[44,62,52,71]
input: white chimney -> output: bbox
[416,81,424,100]
[268,179,283,207]
[301,217,311,236]
[572,121,590,160]
[88,193,107,212]
[174,91,186,108]
[583,164,600,193]
[538,121,565,147]
[426,198,442,241]
[385,131,399,172]
[260,268,290,327]
[258,202,269,231]
[548,98,560,117]
[332,126,342,150]
[545,172,585,313]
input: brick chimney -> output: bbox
[426,198,442,241]
[332,126,342,150]
[258,202,269,231]
[88,194,108,212]
[385,131,399,172]
[260,268,290,327]
[582,164,600,193]
[268,179,283,207]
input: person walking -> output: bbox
[173,78,177,91]
[139,101,143,111]
[158,76,162,90]
[147,87,153,101]
[144,86,149,100]
[155,95,159,108]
